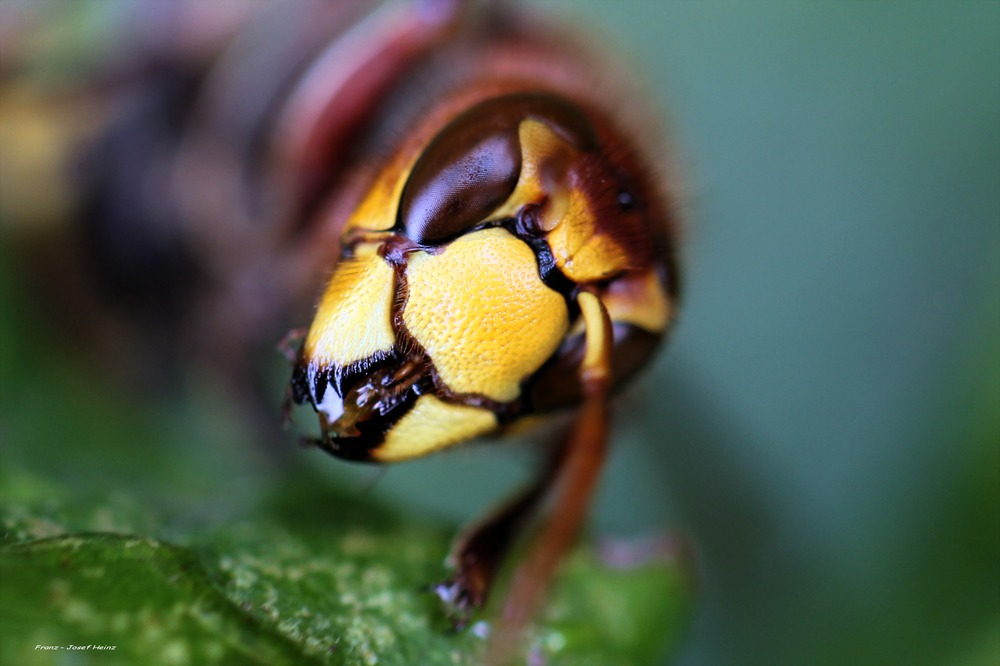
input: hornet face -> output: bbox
[290,92,677,462]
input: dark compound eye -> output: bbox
[399,93,599,245]
[399,121,521,245]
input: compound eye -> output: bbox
[399,93,599,245]
[399,112,521,245]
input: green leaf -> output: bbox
[0,468,691,666]
[0,535,313,666]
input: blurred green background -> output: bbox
[534,1,1000,665]
[2,1,999,665]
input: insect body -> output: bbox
[286,1,681,658]
[292,92,675,461]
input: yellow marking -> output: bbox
[577,291,612,382]
[404,228,569,402]
[546,189,632,283]
[345,148,419,233]
[602,269,672,333]
[486,119,632,284]
[373,396,497,461]
[303,248,396,366]
[487,120,573,225]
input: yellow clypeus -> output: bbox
[403,227,569,403]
